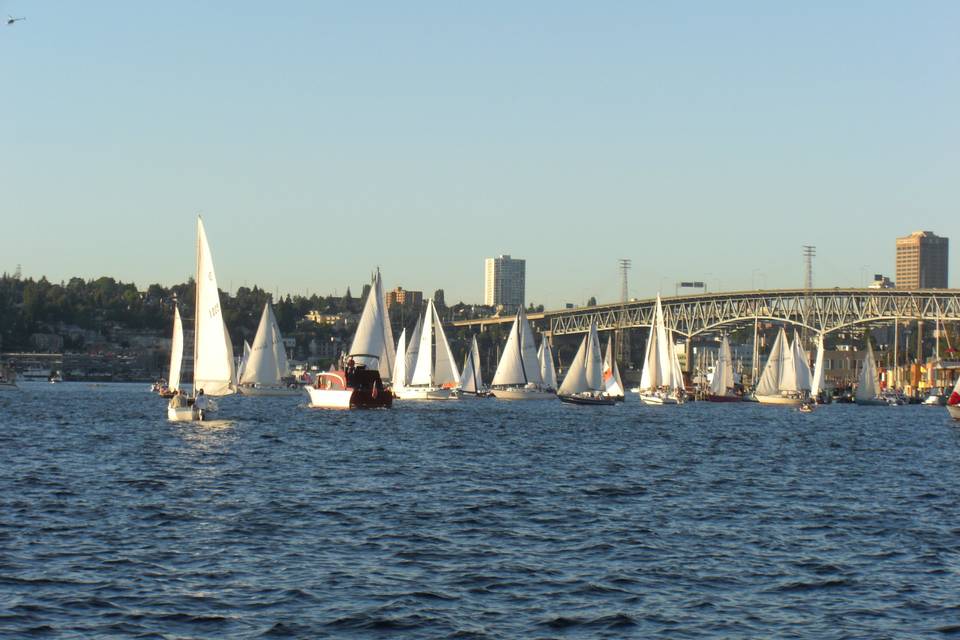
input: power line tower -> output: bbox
[617,259,632,362]
[802,246,816,290]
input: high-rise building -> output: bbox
[895,231,948,289]
[385,287,423,309]
[484,255,525,310]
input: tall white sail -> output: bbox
[410,300,436,386]
[558,335,589,396]
[585,321,603,392]
[236,340,251,384]
[709,335,735,396]
[407,300,460,388]
[192,217,235,396]
[640,295,681,392]
[392,329,408,389]
[810,334,825,397]
[241,302,287,385]
[168,306,183,392]
[460,335,483,393]
[755,328,786,397]
[492,307,543,387]
[779,331,798,393]
[602,336,625,397]
[432,305,460,387]
[791,331,812,392]
[539,340,558,390]
[856,342,880,402]
[350,269,396,381]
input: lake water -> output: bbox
[1,382,959,638]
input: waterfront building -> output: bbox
[484,255,525,311]
[869,274,895,289]
[896,231,948,288]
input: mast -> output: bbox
[192,216,201,397]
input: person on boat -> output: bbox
[168,389,187,409]
[194,389,209,410]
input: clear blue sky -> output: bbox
[1,1,957,308]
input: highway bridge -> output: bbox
[451,288,960,338]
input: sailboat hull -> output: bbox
[855,397,888,406]
[492,387,556,400]
[393,387,453,401]
[707,394,742,403]
[640,393,679,405]
[167,406,199,422]
[947,404,960,420]
[559,394,616,406]
[237,384,303,397]
[756,395,803,406]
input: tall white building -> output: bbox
[484,255,525,310]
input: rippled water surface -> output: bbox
[2,382,960,638]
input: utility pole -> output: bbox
[617,259,632,363]
[802,245,816,343]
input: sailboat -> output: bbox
[490,306,555,399]
[707,335,740,402]
[558,320,615,405]
[638,295,685,405]
[235,340,251,385]
[159,306,184,399]
[392,299,459,400]
[305,269,393,409]
[855,341,886,406]
[601,336,625,401]
[168,217,236,421]
[539,338,558,392]
[456,335,492,398]
[946,374,960,419]
[754,328,810,406]
[237,302,300,396]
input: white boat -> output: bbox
[601,336,625,401]
[755,328,810,406]
[558,320,615,405]
[392,299,459,400]
[168,217,236,421]
[706,335,739,402]
[160,305,185,398]
[947,377,960,419]
[490,306,555,400]
[538,338,559,393]
[638,295,684,405]
[457,335,491,398]
[854,341,886,406]
[305,269,394,409]
[237,302,301,397]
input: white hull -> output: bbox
[393,386,453,400]
[756,394,803,406]
[492,387,556,400]
[947,404,960,420]
[237,384,303,397]
[639,392,679,405]
[304,386,354,409]
[167,406,199,422]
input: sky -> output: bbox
[1,1,957,308]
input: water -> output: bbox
[1,382,959,638]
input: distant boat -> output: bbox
[237,302,300,396]
[456,335,492,398]
[854,342,886,406]
[156,305,184,399]
[809,334,830,404]
[558,320,615,405]
[0,362,17,390]
[601,336,625,401]
[490,307,555,400]
[638,295,684,405]
[755,328,810,406]
[393,299,459,400]
[947,376,960,419]
[305,269,393,409]
[235,340,251,384]
[706,335,740,402]
[168,217,236,421]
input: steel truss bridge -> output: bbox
[452,289,960,338]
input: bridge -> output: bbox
[451,289,960,338]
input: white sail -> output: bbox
[810,334,825,397]
[460,335,481,393]
[192,217,235,396]
[236,340,251,384]
[585,321,603,391]
[168,306,183,392]
[602,336,625,397]
[241,303,287,385]
[404,314,423,386]
[856,342,881,402]
[432,304,460,386]
[791,331,812,392]
[709,336,734,396]
[410,301,436,386]
[392,329,408,390]
[721,337,735,391]
[349,269,396,381]
[640,295,682,392]
[539,340,558,390]
[670,339,685,391]
[639,307,660,392]
[558,335,589,395]
[779,330,798,393]
[492,307,543,387]
[755,328,786,397]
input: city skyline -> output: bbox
[2,2,958,308]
